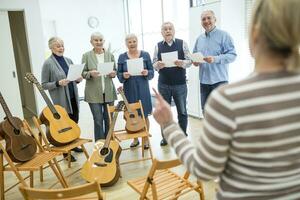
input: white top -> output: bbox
[96,53,105,94]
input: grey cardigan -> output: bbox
[41,55,79,114]
[81,50,117,103]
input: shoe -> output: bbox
[63,153,77,162]
[130,140,140,148]
[160,139,168,146]
[144,144,150,150]
[72,147,83,153]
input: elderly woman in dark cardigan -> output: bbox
[117,33,154,149]
[41,37,83,161]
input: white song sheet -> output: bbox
[161,51,178,67]
[191,52,206,63]
[126,57,144,76]
[67,64,85,81]
[97,62,114,75]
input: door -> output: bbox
[0,11,23,119]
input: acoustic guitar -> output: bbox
[117,87,144,132]
[0,92,37,162]
[25,73,80,146]
[81,101,124,186]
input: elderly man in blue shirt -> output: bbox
[193,10,237,111]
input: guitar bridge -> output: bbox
[93,162,107,167]
[58,127,72,133]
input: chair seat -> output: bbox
[114,130,150,141]
[9,151,62,171]
[128,169,197,199]
[50,138,92,152]
[56,192,105,200]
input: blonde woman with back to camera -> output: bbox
[153,0,300,199]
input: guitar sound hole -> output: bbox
[129,114,135,118]
[53,113,61,119]
[100,148,109,156]
[14,129,20,135]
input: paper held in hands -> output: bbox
[67,64,85,81]
[126,57,144,76]
[191,52,206,63]
[161,51,178,67]
[97,62,114,75]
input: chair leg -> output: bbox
[68,151,71,168]
[39,166,44,182]
[53,158,68,188]
[0,153,4,200]
[48,160,68,188]
[197,180,205,200]
[81,145,89,159]
[141,137,145,158]
[30,171,34,187]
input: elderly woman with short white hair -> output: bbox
[81,32,117,141]
[41,37,83,162]
[117,33,154,149]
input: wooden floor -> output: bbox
[2,101,217,200]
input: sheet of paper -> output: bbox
[161,51,178,67]
[191,52,206,63]
[97,62,114,75]
[67,64,85,81]
[126,57,144,76]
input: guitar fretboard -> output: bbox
[0,92,19,129]
[34,82,58,114]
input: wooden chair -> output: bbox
[32,116,92,167]
[107,100,153,165]
[30,116,92,179]
[19,180,105,200]
[0,125,68,200]
[127,158,205,200]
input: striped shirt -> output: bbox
[163,71,300,200]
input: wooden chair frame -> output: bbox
[30,116,92,180]
[0,122,68,200]
[127,158,205,200]
[19,180,105,200]
[107,100,153,165]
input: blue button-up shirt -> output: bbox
[193,27,237,84]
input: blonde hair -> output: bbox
[251,0,300,71]
[48,37,63,49]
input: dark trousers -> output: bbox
[88,96,113,141]
[68,97,79,123]
[158,83,188,140]
[200,81,228,111]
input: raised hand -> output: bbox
[152,88,174,128]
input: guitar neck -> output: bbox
[0,92,19,129]
[119,91,132,113]
[34,83,58,114]
[103,111,119,148]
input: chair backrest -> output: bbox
[140,158,190,199]
[19,181,104,200]
[107,100,147,132]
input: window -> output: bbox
[123,0,190,91]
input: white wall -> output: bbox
[0,0,46,114]
[221,0,254,83]
[39,0,127,96]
